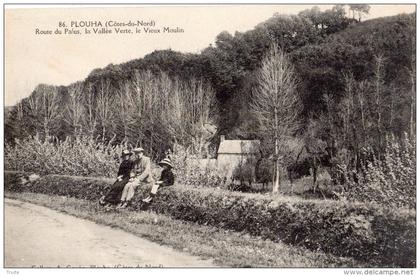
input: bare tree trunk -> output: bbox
[389,88,395,131]
[44,120,49,141]
[34,84,60,141]
[17,101,23,121]
[85,85,96,140]
[273,137,280,194]
[150,125,154,157]
[357,83,367,146]
[96,78,113,144]
[273,105,280,194]
[374,55,385,159]
[89,127,95,140]
[198,134,203,157]
[102,125,106,143]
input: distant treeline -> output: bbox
[5,6,415,159]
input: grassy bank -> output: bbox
[5,192,364,268]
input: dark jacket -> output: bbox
[159,168,174,187]
[104,159,133,205]
[117,160,134,180]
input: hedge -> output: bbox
[5,171,415,267]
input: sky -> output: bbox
[4,4,416,106]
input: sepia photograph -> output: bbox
[3,2,417,271]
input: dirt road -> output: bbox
[5,198,214,268]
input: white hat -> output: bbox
[159,158,173,168]
[133,147,144,153]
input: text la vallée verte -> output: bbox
[35,20,185,35]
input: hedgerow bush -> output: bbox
[5,135,121,177]
[5,137,226,187]
[344,134,416,209]
[171,144,225,187]
[4,171,27,193]
[5,171,415,267]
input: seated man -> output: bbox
[117,147,152,209]
[142,158,174,203]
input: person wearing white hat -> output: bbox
[117,147,153,208]
[142,157,174,203]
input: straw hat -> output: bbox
[132,147,144,153]
[159,158,173,168]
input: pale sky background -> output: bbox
[5,4,416,106]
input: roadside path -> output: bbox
[5,198,214,268]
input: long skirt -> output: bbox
[104,178,130,205]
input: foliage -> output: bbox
[348,4,371,22]
[8,7,413,145]
[5,135,121,177]
[7,70,216,159]
[170,144,224,188]
[295,37,415,202]
[4,8,415,206]
[5,171,415,267]
[5,136,224,188]
[344,134,416,209]
[232,158,255,184]
[291,13,415,125]
[255,157,273,184]
[229,158,256,192]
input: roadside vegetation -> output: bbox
[5,192,364,268]
[5,171,415,267]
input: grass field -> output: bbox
[5,192,366,268]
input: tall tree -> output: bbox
[373,54,386,158]
[166,76,216,155]
[115,80,135,144]
[349,4,370,22]
[95,78,114,142]
[64,82,84,137]
[128,70,174,155]
[250,46,302,194]
[356,80,369,146]
[83,83,97,139]
[34,84,61,139]
[341,73,355,147]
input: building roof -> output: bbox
[218,140,260,154]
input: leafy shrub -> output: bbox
[232,159,255,184]
[5,171,415,267]
[256,158,273,184]
[5,135,123,177]
[4,171,27,193]
[344,134,416,209]
[171,144,225,187]
[227,159,255,192]
[5,136,227,188]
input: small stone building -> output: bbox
[217,136,260,179]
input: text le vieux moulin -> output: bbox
[36,20,184,35]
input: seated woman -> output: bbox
[100,149,134,207]
[142,158,174,203]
